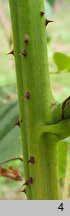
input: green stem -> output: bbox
[9,0,59,199]
[41,135,59,199]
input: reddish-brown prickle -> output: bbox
[23,177,33,186]
[24,35,29,43]
[24,92,30,99]
[14,120,22,127]
[20,50,27,57]
[27,156,35,164]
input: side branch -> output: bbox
[48,96,70,124]
[42,119,70,140]
[41,97,70,140]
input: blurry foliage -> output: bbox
[46,0,56,7]
[0,87,24,199]
[0,0,70,199]
[53,52,70,72]
[0,87,22,164]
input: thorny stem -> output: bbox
[9,0,70,199]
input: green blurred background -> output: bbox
[0,0,70,199]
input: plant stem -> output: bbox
[9,0,59,199]
[28,133,59,199]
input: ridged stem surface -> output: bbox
[9,0,60,199]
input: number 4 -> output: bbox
[58,203,64,211]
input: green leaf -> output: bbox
[0,87,22,163]
[53,52,70,72]
[0,127,22,164]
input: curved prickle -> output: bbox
[45,19,54,26]
[23,177,33,186]
[27,156,35,164]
